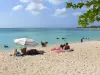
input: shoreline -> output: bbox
[0,40,99,52]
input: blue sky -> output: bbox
[0,0,99,28]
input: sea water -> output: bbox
[0,28,100,51]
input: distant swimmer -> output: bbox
[62,38,66,39]
[56,38,59,39]
[81,38,83,43]
[4,45,8,48]
[86,38,90,40]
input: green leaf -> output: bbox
[66,0,100,27]
[66,2,72,8]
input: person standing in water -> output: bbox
[81,37,84,43]
[81,38,83,43]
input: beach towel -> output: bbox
[55,49,65,53]
[51,47,65,53]
[51,47,60,51]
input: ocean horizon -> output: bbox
[0,28,100,51]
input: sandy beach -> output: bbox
[0,41,100,75]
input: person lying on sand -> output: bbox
[26,49,45,55]
[41,41,48,47]
[20,48,45,55]
[10,48,45,56]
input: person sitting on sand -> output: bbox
[63,43,70,50]
[63,43,74,51]
[20,47,27,55]
[10,49,22,56]
[41,41,48,47]
[60,44,65,49]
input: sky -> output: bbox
[0,0,99,28]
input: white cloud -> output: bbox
[12,5,23,11]
[13,0,67,15]
[20,0,30,3]
[20,0,44,3]
[48,0,67,5]
[54,8,67,17]
[73,12,82,16]
[25,2,47,15]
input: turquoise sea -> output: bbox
[0,28,100,51]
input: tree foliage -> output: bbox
[66,0,100,27]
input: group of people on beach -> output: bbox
[51,42,74,53]
[60,43,70,50]
[10,41,48,56]
[59,43,73,51]
[10,41,74,56]
[9,37,91,56]
[41,41,73,51]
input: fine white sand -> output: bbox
[0,41,100,75]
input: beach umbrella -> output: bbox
[14,38,38,47]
